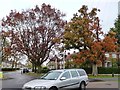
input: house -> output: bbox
[47,51,120,69]
[65,52,120,68]
[104,52,120,67]
[17,62,25,68]
[47,55,65,70]
[2,60,12,68]
[47,52,76,69]
[2,60,24,68]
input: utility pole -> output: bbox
[0,36,2,71]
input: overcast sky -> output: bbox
[0,0,119,34]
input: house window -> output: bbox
[105,53,109,58]
[112,54,116,58]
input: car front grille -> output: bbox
[24,87,32,90]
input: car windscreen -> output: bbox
[40,71,62,80]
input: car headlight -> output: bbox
[34,86,46,90]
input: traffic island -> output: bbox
[0,71,2,90]
[0,72,13,80]
[0,71,3,79]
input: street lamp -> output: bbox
[63,50,66,69]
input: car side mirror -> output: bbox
[60,77,66,80]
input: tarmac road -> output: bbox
[1,70,119,90]
[2,70,36,90]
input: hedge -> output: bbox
[82,67,92,74]
[82,67,119,74]
[98,67,119,74]
[2,68,20,71]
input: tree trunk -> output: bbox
[37,65,42,73]
[92,64,98,76]
[32,63,35,72]
[11,61,14,69]
[102,60,105,67]
[15,61,17,68]
[34,64,37,73]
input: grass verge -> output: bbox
[25,72,44,77]
[88,74,118,78]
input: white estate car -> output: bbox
[22,69,88,90]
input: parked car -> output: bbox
[22,68,29,73]
[22,69,88,90]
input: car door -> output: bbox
[57,71,72,89]
[69,70,80,88]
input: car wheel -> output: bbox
[79,82,86,90]
[49,87,58,90]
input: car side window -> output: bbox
[77,70,86,76]
[70,70,79,78]
[61,71,71,79]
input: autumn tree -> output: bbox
[110,15,120,66]
[0,31,11,62]
[1,3,66,72]
[64,5,102,51]
[63,5,117,76]
[1,26,27,69]
[63,5,102,75]
[111,15,120,46]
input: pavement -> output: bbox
[87,77,119,89]
[87,81,118,88]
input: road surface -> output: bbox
[2,70,36,90]
[1,70,119,90]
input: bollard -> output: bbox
[112,73,114,77]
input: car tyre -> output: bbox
[79,82,86,90]
[49,87,58,90]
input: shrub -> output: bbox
[40,67,50,73]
